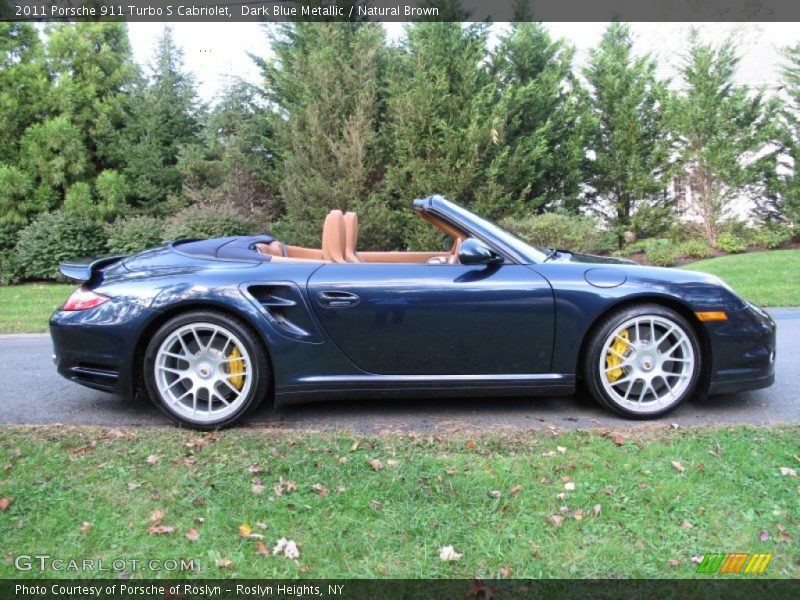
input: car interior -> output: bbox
[255,209,468,264]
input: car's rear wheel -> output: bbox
[144,311,269,429]
[583,304,701,418]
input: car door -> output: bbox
[307,263,554,375]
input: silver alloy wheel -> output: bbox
[154,322,253,424]
[598,315,695,414]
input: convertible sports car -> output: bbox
[50,196,776,429]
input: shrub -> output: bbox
[12,210,107,281]
[499,213,616,255]
[644,239,678,267]
[676,239,711,259]
[715,233,747,254]
[747,223,792,250]
[162,203,253,241]
[106,215,165,255]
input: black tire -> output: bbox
[143,310,270,429]
[582,304,702,419]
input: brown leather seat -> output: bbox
[322,210,347,263]
[344,212,361,263]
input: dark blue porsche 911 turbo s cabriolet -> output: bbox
[50,196,776,428]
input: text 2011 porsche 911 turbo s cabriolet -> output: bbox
[50,196,776,429]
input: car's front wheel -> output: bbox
[583,304,702,418]
[143,311,269,429]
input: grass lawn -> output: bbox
[0,425,797,579]
[682,249,800,307]
[0,283,74,334]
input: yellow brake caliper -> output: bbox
[226,346,245,390]
[605,329,630,383]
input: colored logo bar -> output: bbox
[696,553,772,574]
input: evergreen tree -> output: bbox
[179,81,280,224]
[760,42,800,225]
[257,22,391,247]
[45,23,138,173]
[0,23,51,247]
[123,27,202,212]
[584,22,674,243]
[482,22,590,219]
[382,22,494,248]
[672,29,778,246]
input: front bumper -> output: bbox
[706,302,776,395]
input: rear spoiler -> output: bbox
[59,255,127,284]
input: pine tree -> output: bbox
[584,22,674,244]
[45,23,138,173]
[482,22,590,219]
[672,29,778,246]
[123,27,202,212]
[382,22,494,248]
[0,23,51,247]
[178,81,280,224]
[761,42,800,225]
[257,22,390,247]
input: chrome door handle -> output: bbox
[317,291,359,308]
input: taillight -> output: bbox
[62,287,110,311]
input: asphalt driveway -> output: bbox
[1,309,797,433]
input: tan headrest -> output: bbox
[344,212,360,262]
[322,210,346,263]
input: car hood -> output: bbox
[549,251,636,265]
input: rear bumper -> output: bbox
[50,298,159,397]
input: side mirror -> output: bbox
[459,238,503,265]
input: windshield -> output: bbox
[438,199,550,263]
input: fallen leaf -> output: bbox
[80,522,92,535]
[593,504,602,516]
[0,498,11,511]
[465,440,475,449]
[149,509,165,523]
[195,516,205,524]
[386,459,398,467]
[185,528,200,541]
[147,524,175,535]
[602,486,615,495]
[489,490,502,498]
[255,541,269,556]
[439,545,463,561]
[370,459,384,471]
[548,515,564,527]
[146,454,160,466]
[370,500,384,510]
[239,523,252,537]
[284,540,300,559]
[556,492,566,500]
[283,478,297,492]
[542,451,556,457]
[350,441,359,451]
[510,485,522,497]
[691,556,704,564]
[612,435,625,446]
[272,538,288,556]
[256,522,267,529]
[500,566,512,578]
[127,482,141,491]
[312,483,329,498]
[564,482,575,491]
[671,461,685,473]
[557,446,567,454]
[670,423,680,430]
[252,484,265,494]
[668,559,682,566]
[681,520,693,529]
[299,565,310,573]
[779,467,798,477]
[571,510,584,521]
[215,558,234,569]
[760,531,770,542]
[248,464,263,473]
